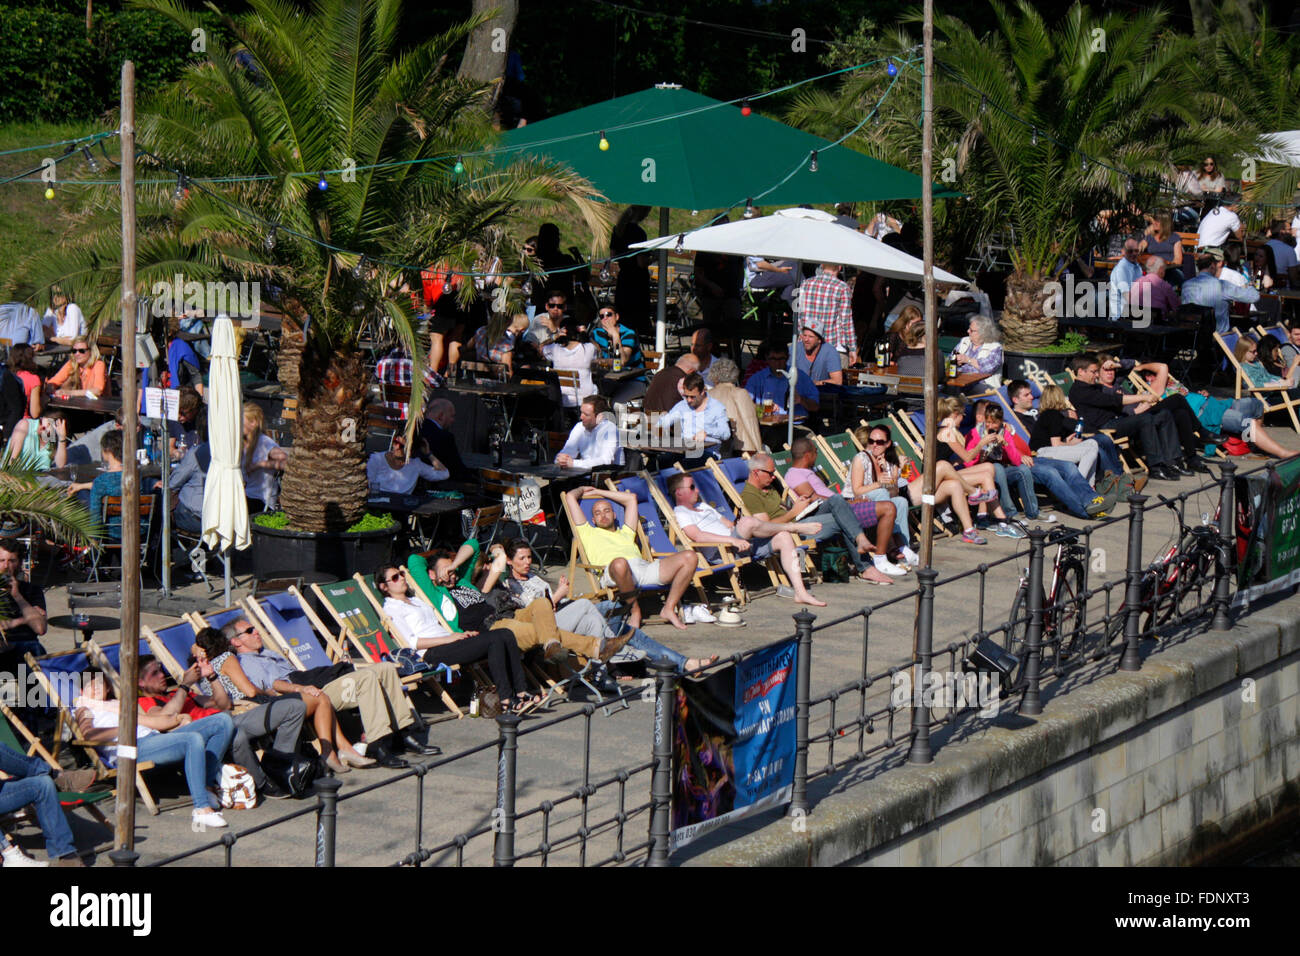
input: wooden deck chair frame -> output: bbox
[878,413,961,538]
[812,427,932,540]
[0,703,112,827]
[703,457,812,587]
[635,470,749,606]
[34,646,161,816]
[1213,330,1300,434]
[1059,368,1145,472]
[560,492,670,625]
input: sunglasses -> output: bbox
[547,302,564,309]
[866,438,889,446]
[753,467,774,475]
[598,311,615,318]
[237,626,257,637]
[72,347,89,354]
[385,573,403,583]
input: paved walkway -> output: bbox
[16,450,1289,866]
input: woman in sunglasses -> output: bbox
[46,337,106,400]
[854,422,992,546]
[1197,156,1226,196]
[376,563,537,712]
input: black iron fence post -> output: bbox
[493,712,520,867]
[908,568,937,763]
[107,848,138,866]
[1120,493,1148,672]
[648,662,678,866]
[1213,460,1237,631]
[314,776,343,867]
[1020,528,1047,715]
[790,609,814,812]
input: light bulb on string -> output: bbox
[809,150,819,172]
[740,98,752,116]
[264,225,277,251]
[453,157,464,175]
[44,186,55,201]
[1081,158,1089,171]
[353,255,368,279]
[674,234,685,254]
[598,131,610,151]
[886,61,898,78]
[81,146,100,173]
[316,173,328,191]
[1031,127,1038,146]
[979,95,988,114]
[743,198,756,219]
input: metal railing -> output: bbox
[127,459,1271,866]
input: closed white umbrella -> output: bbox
[201,315,250,606]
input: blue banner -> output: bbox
[671,639,797,851]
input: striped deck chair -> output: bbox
[1214,330,1300,433]
[0,705,112,827]
[608,473,741,604]
[882,412,961,537]
[783,435,850,493]
[26,647,161,815]
[716,456,816,576]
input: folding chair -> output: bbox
[88,495,156,583]
[1061,369,1145,471]
[636,471,749,605]
[245,589,346,668]
[25,648,160,815]
[0,705,111,827]
[481,468,561,564]
[1215,330,1300,433]
[695,459,810,590]
[785,435,850,492]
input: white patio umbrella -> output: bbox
[201,315,250,606]
[632,207,967,445]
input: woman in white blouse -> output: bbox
[376,563,537,711]
[543,333,597,408]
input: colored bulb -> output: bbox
[740,99,752,116]
[887,62,898,78]
[453,159,464,175]
[44,187,54,200]
[598,131,610,151]
[317,177,328,191]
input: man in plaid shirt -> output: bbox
[375,347,437,419]
[798,264,856,365]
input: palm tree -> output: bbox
[12,0,609,533]
[791,3,1251,350]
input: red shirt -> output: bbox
[140,691,220,721]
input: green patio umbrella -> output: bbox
[499,84,957,350]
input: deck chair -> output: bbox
[1214,330,1300,433]
[1061,369,1145,471]
[562,491,672,627]
[1256,321,1289,345]
[987,388,1035,446]
[606,474,729,606]
[0,705,112,827]
[630,472,748,605]
[704,457,815,582]
[783,435,850,493]
[880,413,964,538]
[244,590,343,669]
[25,648,161,815]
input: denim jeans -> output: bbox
[135,712,234,811]
[1221,398,1265,434]
[807,494,869,570]
[0,743,76,860]
[1030,457,1098,519]
[993,463,1038,518]
[1084,432,1124,476]
[595,600,688,671]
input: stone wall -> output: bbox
[685,597,1300,867]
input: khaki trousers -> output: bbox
[497,598,601,659]
[323,662,414,742]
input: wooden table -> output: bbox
[46,394,123,416]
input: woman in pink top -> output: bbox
[8,344,43,418]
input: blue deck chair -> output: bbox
[1215,330,1300,432]
[640,470,749,605]
[245,590,341,668]
[566,493,669,605]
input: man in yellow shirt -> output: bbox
[563,485,699,631]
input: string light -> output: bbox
[743,198,756,218]
[887,61,898,78]
[316,173,328,191]
[740,98,752,116]
[352,254,368,279]
[1081,158,1089,171]
[980,95,988,114]
[598,131,610,151]
[452,157,464,175]
[44,187,54,200]
[264,224,277,251]
[172,174,188,202]
[674,233,685,254]
[81,147,100,173]
[1031,127,1038,146]
[808,150,819,172]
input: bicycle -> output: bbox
[1002,524,1090,670]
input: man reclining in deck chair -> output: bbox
[0,742,92,866]
[407,539,629,662]
[666,472,827,608]
[493,538,718,674]
[562,485,700,631]
[223,619,439,769]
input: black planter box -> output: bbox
[251,521,398,581]
[1002,349,1077,384]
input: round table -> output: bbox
[47,613,120,647]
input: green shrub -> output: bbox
[253,510,395,534]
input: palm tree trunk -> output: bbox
[279,350,369,533]
[1001,270,1058,351]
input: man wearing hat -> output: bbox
[1181,249,1259,334]
[797,263,857,366]
[796,325,843,393]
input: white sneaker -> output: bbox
[900,546,920,568]
[192,808,228,830]
[871,553,907,576]
[690,604,717,624]
[2,843,48,867]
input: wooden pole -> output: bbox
[919,0,938,572]
[114,59,141,855]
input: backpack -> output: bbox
[817,543,854,583]
[218,764,257,810]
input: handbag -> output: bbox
[288,661,355,689]
[260,747,320,799]
[384,647,431,678]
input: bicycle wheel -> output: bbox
[1171,541,1217,625]
[1003,584,1028,662]
[1050,560,1087,658]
